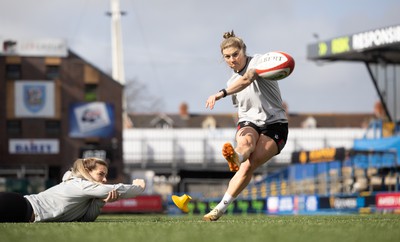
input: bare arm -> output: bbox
[206,68,258,110]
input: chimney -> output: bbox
[179,102,189,120]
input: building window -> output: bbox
[45,120,61,136]
[7,120,22,135]
[202,116,217,129]
[301,116,317,129]
[46,65,60,80]
[85,84,98,101]
[6,64,21,79]
[155,120,172,129]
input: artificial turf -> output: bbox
[1,214,400,242]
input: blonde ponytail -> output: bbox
[70,157,108,183]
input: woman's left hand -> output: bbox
[103,190,120,203]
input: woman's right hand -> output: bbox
[132,179,146,190]
[206,91,224,110]
[103,190,119,203]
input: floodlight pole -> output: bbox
[109,0,131,127]
[110,0,125,85]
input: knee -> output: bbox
[237,134,256,152]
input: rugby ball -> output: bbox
[255,51,295,81]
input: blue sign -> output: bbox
[69,102,115,138]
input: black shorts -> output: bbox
[0,192,33,222]
[237,121,288,154]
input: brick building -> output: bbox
[0,38,124,187]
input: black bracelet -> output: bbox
[219,89,227,98]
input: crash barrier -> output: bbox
[167,192,400,215]
[102,195,164,213]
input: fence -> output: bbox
[123,128,366,172]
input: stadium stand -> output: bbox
[237,120,400,201]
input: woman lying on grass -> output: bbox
[0,157,145,222]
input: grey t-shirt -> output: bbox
[25,173,144,222]
[227,54,288,127]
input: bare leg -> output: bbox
[222,127,258,171]
[203,135,278,221]
[234,126,258,160]
[227,135,278,197]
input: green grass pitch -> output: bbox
[1,214,400,242]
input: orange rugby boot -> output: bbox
[222,143,240,172]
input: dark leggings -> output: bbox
[0,192,32,222]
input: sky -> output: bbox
[1,0,399,114]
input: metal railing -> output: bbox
[123,128,367,172]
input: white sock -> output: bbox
[215,193,236,213]
[237,153,244,163]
